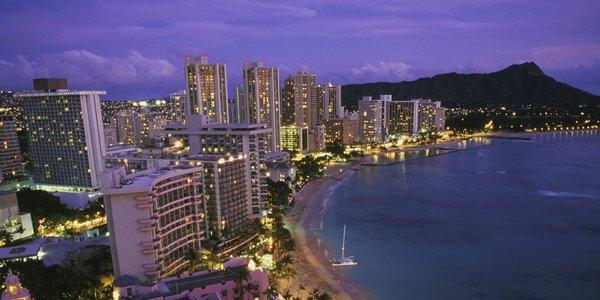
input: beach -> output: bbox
[284,162,370,299]
[282,138,482,299]
[281,131,597,298]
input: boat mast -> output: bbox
[341,224,346,258]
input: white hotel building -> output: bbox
[17,78,106,190]
[103,154,251,282]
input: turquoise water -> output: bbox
[318,131,600,299]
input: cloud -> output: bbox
[351,62,412,81]
[0,50,176,91]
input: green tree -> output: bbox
[325,140,345,157]
[185,247,200,272]
[263,286,279,299]
[294,155,325,185]
[234,267,251,299]
[267,179,293,213]
[0,229,12,245]
[198,249,222,271]
[349,150,364,159]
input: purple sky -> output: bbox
[1,0,599,99]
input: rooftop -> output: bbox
[101,165,199,194]
[200,122,269,130]
[265,161,292,170]
[117,264,248,300]
[0,189,16,197]
[15,90,107,97]
[266,151,289,160]
[0,239,43,260]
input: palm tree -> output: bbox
[234,267,251,300]
[263,286,278,299]
[281,265,297,289]
[185,247,200,272]
[15,225,26,236]
[297,284,306,299]
[0,229,12,246]
[282,289,293,300]
[308,288,322,300]
[245,282,260,300]
[199,249,222,270]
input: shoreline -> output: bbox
[283,129,599,298]
[282,138,487,299]
[284,163,369,299]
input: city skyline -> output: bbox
[0,0,599,99]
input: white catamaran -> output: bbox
[331,224,358,266]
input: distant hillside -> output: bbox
[341,62,600,108]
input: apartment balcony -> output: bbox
[141,248,158,255]
[135,195,152,202]
[143,263,159,269]
[140,241,157,249]
[135,202,153,209]
[138,218,155,225]
[139,225,155,232]
[144,270,160,277]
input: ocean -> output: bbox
[317,131,600,299]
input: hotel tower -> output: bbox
[184,55,229,123]
[238,61,281,151]
[18,78,106,190]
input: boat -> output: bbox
[331,224,357,266]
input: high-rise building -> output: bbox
[238,62,281,151]
[200,155,250,249]
[103,165,206,282]
[380,94,393,141]
[388,100,418,137]
[280,125,308,152]
[319,83,343,121]
[435,106,446,131]
[315,85,325,126]
[0,114,23,183]
[114,109,167,148]
[165,118,271,216]
[235,85,246,123]
[358,96,383,144]
[284,71,317,129]
[386,98,445,138]
[324,118,344,145]
[103,154,253,282]
[184,56,229,123]
[17,78,106,189]
[281,77,295,126]
[418,100,442,133]
[169,90,188,124]
[309,125,325,152]
[228,98,238,124]
[103,123,118,148]
[342,112,360,145]
[0,91,25,132]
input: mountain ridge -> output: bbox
[341,62,599,108]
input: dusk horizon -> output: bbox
[1,1,600,99]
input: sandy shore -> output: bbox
[283,162,370,299]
